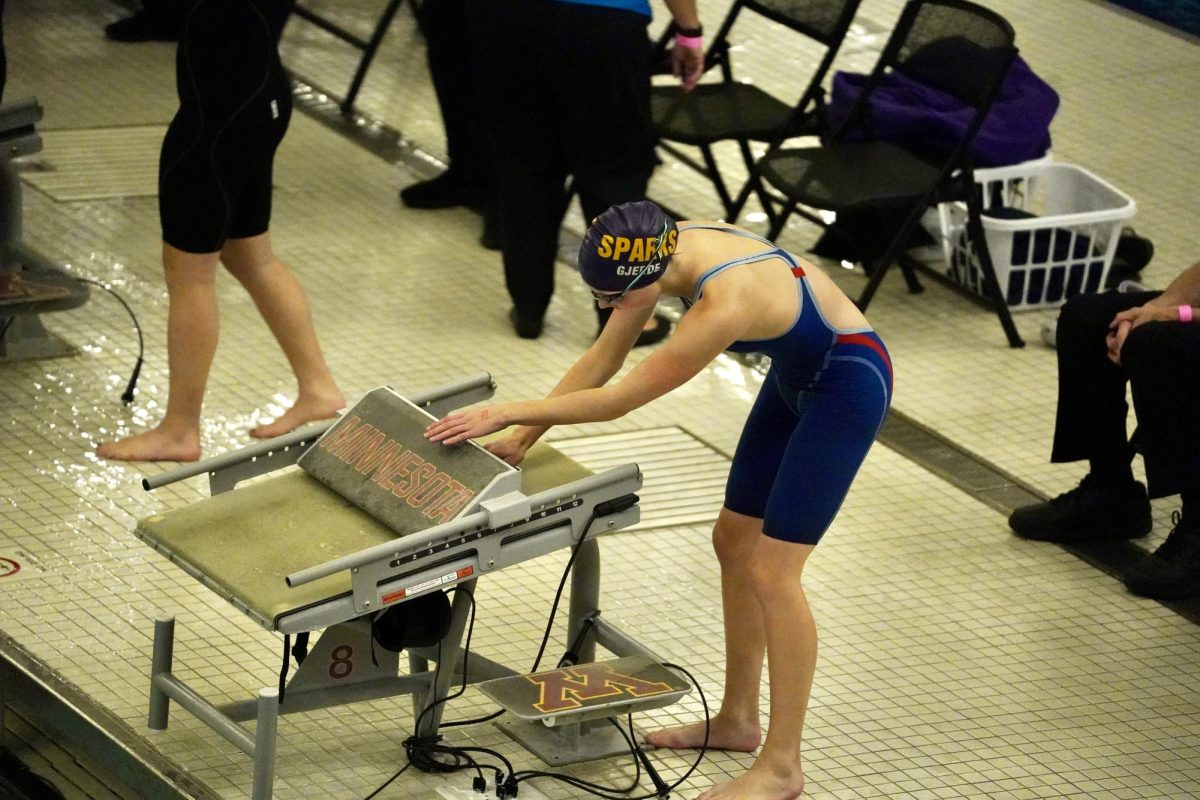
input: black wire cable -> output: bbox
[499,503,710,796]
[509,715,644,798]
[369,511,598,800]
[398,587,514,794]
[410,587,482,737]
[395,512,617,798]
[365,500,700,800]
[529,510,602,674]
[430,585,504,731]
[437,704,504,729]
[442,509,607,731]
[502,501,719,800]
[362,762,411,800]
[76,278,144,404]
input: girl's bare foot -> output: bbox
[644,715,761,752]
[96,425,202,462]
[696,762,805,800]
[249,389,346,439]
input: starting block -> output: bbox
[134,373,687,799]
[2,98,90,361]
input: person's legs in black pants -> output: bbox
[1009,290,1158,542]
[403,0,494,221]
[495,157,570,337]
[552,4,665,340]
[468,0,564,336]
[1050,290,1160,476]
[468,0,666,339]
[1120,320,1200,599]
[1122,320,1200,499]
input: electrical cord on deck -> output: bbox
[75,278,144,404]
[367,586,513,799]
[364,495,706,800]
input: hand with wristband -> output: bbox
[671,22,704,92]
[1106,294,1199,365]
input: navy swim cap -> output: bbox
[578,201,678,293]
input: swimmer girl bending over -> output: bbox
[426,200,892,800]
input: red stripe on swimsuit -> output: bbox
[837,332,893,379]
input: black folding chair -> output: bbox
[290,0,410,114]
[650,0,862,224]
[740,0,1025,346]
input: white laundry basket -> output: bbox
[940,162,1136,311]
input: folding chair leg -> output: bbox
[856,205,940,310]
[856,257,888,311]
[898,259,925,294]
[733,139,775,225]
[729,173,779,231]
[729,178,754,222]
[699,144,737,221]
[965,189,1025,348]
[858,254,925,310]
[766,200,797,241]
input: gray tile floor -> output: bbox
[2,0,1199,798]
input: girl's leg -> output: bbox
[649,366,799,753]
[698,537,814,800]
[645,507,769,752]
[219,232,345,437]
[96,244,221,461]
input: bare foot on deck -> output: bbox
[696,763,805,800]
[96,425,202,462]
[249,389,346,439]
[644,716,761,752]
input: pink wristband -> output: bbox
[675,33,703,48]
[1179,305,1193,322]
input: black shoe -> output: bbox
[1123,512,1200,600]
[1008,475,1152,543]
[1104,227,1155,289]
[633,312,671,348]
[595,310,672,347]
[399,171,472,209]
[480,211,501,251]
[509,308,543,339]
[104,6,181,42]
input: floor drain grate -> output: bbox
[21,126,165,201]
[551,427,729,531]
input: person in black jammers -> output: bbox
[1009,260,1200,600]
[97,0,344,462]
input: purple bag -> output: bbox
[827,54,1059,167]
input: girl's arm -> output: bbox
[425,297,747,446]
[443,300,653,463]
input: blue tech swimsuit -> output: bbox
[681,225,894,544]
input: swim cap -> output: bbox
[578,201,678,293]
